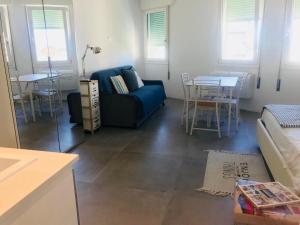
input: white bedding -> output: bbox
[262,109,300,177]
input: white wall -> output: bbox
[72,0,144,76]
[141,0,174,10]
[142,0,300,112]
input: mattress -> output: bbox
[262,109,300,177]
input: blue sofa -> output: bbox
[68,66,166,128]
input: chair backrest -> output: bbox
[192,79,222,100]
[181,73,191,100]
[10,73,23,97]
[43,72,61,91]
[233,73,247,100]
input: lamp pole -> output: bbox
[81,45,102,78]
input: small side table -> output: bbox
[79,80,100,134]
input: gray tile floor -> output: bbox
[72,99,261,225]
[15,102,85,152]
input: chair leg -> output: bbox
[190,102,197,136]
[195,106,199,126]
[216,104,221,138]
[20,100,28,123]
[49,95,53,117]
[186,100,189,133]
[227,103,232,136]
[29,93,36,122]
[181,100,186,126]
[36,97,42,116]
[236,104,240,131]
[207,111,212,128]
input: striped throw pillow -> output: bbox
[110,75,129,94]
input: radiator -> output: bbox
[211,71,255,99]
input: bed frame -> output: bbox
[257,119,295,190]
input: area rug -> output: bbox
[198,150,270,196]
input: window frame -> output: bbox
[0,5,16,69]
[218,0,263,66]
[282,0,300,69]
[144,7,169,63]
[26,5,73,68]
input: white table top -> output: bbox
[186,75,239,88]
[10,73,59,83]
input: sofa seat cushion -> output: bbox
[129,85,165,116]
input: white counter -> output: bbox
[0,147,79,225]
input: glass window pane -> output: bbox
[222,0,257,61]
[31,9,68,62]
[289,0,300,62]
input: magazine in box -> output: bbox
[238,182,300,209]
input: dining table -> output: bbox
[10,73,61,122]
[185,75,239,136]
[10,73,59,83]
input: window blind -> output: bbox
[226,0,256,21]
[148,11,166,47]
[32,9,64,29]
[294,0,300,19]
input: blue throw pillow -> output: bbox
[121,68,139,92]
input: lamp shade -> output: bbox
[92,47,102,54]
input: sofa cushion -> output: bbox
[91,65,132,94]
[121,68,139,92]
[110,75,129,94]
[134,71,144,88]
[129,85,165,116]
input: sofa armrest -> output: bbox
[67,92,82,124]
[101,93,142,127]
[142,80,164,86]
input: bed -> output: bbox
[257,108,300,195]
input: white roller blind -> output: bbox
[148,11,166,47]
[226,0,256,21]
[32,9,64,29]
[146,9,167,60]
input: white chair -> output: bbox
[223,74,246,131]
[11,75,40,122]
[181,73,194,133]
[190,79,223,138]
[209,71,247,133]
[32,74,61,118]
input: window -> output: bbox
[146,9,168,61]
[286,0,300,63]
[27,6,71,64]
[220,0,263,63]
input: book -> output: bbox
[238,182,300,209]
